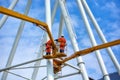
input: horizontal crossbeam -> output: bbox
[55,72,80,79]
[5,71,30,80]
[0,58,43,72]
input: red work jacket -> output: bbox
[58,37,66,49]
[45,40,52,52]
[46,40,52,46]
[45,44,51,52]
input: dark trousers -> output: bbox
[60,49,64,53]
[46,52,50,55]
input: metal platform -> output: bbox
[53,59,62,74]
[43,53,67,59]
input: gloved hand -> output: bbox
[54,39,58,41]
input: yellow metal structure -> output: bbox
[53,59,62,74]
[43,53,67,59]
[0,7,47,27]
[46,39,120,73]
[62,39,120,63]
[0,6,120,74]
[0,6,58,53]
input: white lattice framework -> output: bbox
[0,0,120,80]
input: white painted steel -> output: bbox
[5,71,30,80]
[31,45,44,80]
[1,0,32,80]
[32,0,59,79]
[0,0,19,29]
[45,0,54,80]
[58,14,64,37]
[76,0,110,80]
[1,0,119,80]
[11,65,46,70]
[65,63,80,71]
[0,58,44,72]
[58,0,89,80]
[81,0,120,75]
[55,72,80,79]
[51,0,59,25]
[31,31,45,80]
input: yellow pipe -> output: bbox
[1,6,119,62]
[62,39,120,63]
[44,25,58,52]
[0,6,57,52]
[0,6,47,27]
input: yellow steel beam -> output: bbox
[62,39,120,63]
[0,6,47,27]
[0,6,57,52]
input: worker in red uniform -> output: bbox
[55,35,66,53]
[45,40,52,55]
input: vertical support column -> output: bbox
[1,0,32,80]
[58,14,64,37]
[57,0,66,38]
[31,44,45,80]
[32,1,59,79]
[76,0,110,80]
[81,0,120,75]
[58,0,89,80]
[45,0,54,80]
[51,0,59,25]
[0,0,19,29]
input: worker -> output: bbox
[55,35,66,53]
[45,40,52,55]
[46,39,52,45]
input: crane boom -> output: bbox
[62,39,120,63]
[0,6,120,63]
[0,6,57,52]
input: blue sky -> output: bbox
[0,0,120,80]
